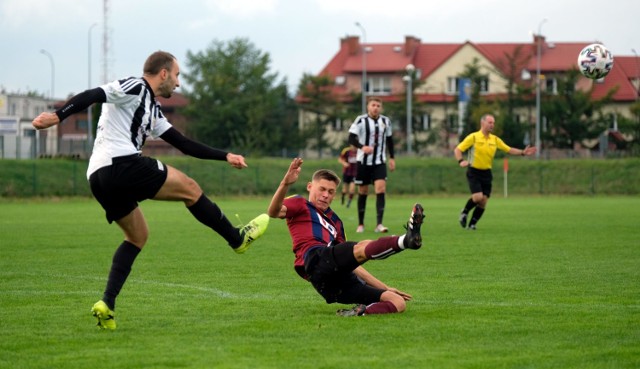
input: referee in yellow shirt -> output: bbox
[454,114,536,230]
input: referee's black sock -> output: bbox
[469,206,485,226]
[376,193,386,225]
[462,198,476,214]
[102,240,141,310]
[188,194,242,247]
[357,194,367,225]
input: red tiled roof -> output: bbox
[312,36,638,103]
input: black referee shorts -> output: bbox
[304,243,385,305]
[354,163,387,186]
[89,154,168,223]
[466,167,493,197]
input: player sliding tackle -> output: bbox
[267,158,425,316]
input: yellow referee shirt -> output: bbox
[456,131,511,170]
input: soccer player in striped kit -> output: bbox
[267,158,425,316]
[348,97,396,233]
[32,51,269,329]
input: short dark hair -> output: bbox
[312,169,341,186]
[367,96,382,105]
[143,51,176,75]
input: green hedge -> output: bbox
[1,157,639,197]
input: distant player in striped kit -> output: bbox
[348,97,396,233]
[337,145,357,208]
[32,51,268,330]
[267,158,425,316]
[454,114,536,230]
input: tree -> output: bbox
[541,69,617,149]
[492,45,534,146]
[296,73,345,158]
[617,101,640,155]
[181,38,297,155]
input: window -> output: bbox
[447,76,489,94]
[420,113,432,131]
[366,76,391,95]
[76,120,89,131]
[447,114,458,130]
[545,78,557,94]
[447,77,459,94]
[334,118,342,131]
[335,75,345,85]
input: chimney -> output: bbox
[342,36,360,56]
[405,36,421,56]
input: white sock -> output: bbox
[398,235,406,250]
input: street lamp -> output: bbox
[88,23,98,148]
[355,22,367,114]
[40,49,55,100]
[403,64,415,155]
[534,18,547,159]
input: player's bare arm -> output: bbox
[267,158,304,218]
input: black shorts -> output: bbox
[89,154,168,223]
[342,174,355,184]
[304,243,385,305]
[355,163,387,186]
[466,167,493,197]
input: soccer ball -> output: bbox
[577,43,614,79]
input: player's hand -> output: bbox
[388,158,396,172]
[226,153,247,169]
[459,160,469,168]
[32,112,60,130]
[522,145,536,156]
[387,287,412,301]
[362,146,373,154]
[283,158,303,185]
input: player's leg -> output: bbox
[352,203,424,263]
[346,181,355,208]
[335,277,406,316]
[460,169,481,228]
[355,165,370,232]
[468,174,492,230]
[91,207,147,330]
[154,165,267,252]
[373,174,388,232]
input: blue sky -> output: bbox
[1,0,638,99]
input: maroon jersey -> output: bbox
[283,195,347,279]
[340,147,358,177]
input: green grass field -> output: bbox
[1,196,639,369]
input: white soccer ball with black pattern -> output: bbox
[577,43,614,79]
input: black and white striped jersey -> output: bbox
[87,77,172,178]
[348,114,393,166]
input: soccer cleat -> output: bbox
[374,224,389,233]
[356,225,365,233]
[336,304,366,317]
[459,211,468,229]
[234,214,269,254]
[91,300,116,330]
[403,203,425,250]
[468,224,477,231]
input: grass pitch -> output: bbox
[1,196,638,369]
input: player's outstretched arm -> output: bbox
[267,158,303,218]
[32,112,60,130]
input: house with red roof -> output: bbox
[301,35,639,156]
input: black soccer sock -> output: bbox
[469,206,485,226]
[341,193,345,205]
[357,194,368,225]
[188,194,242,247]
[463,198,476,214]
[102,240,141,310]
[376,193,386,225]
